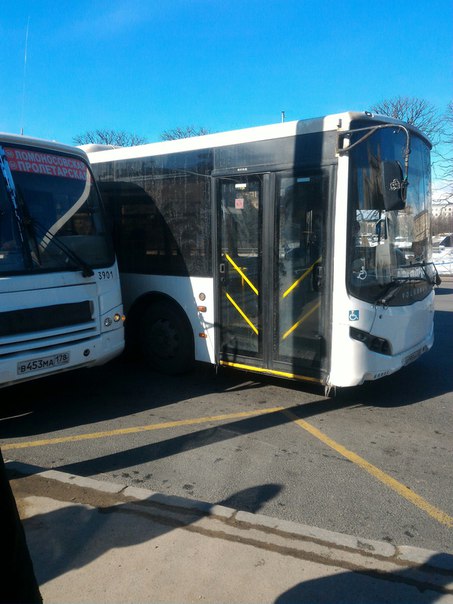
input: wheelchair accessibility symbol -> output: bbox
[349,310,360,321]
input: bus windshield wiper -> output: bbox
[396,261,442,286]
[376,262,440,306]
[0,150,37,268]
[419,261,441,286]
[29,218,94,278]
[13,183,94,278]
[376,277,416,306]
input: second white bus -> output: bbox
[86,111,439,392]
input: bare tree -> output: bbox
[432,212,453,234]
[437,101,453,202]
[370,96,442,144]
[371,96,453,204]
[160,126,211,141]
[73,129,148,147]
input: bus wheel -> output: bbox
[140,302,194,375]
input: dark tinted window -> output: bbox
[94,150,212,277]
[1,145,114,275]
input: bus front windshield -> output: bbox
[347,127,436,305]
[0,146,113,275]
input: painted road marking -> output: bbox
[0,407,285,450]
[2,404,452,528]
[282,408,453,529]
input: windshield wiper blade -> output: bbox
[397,261,442,287]
[376,278,412,306]
[376,265,440,305]
[31,219,94,278]
[11,182,94,277]
[421,261,442,286]
[376,274,433,305]
[0,150,37,268]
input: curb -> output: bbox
[7,459,453,576]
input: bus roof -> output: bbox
[84,111,430,164]
[0,132,89,161]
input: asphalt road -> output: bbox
[1,280,452,555]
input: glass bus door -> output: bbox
[217,175,263,361]
[216,172,326,380]
[274,173,326,376]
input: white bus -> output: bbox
[0,134,124,388]
[86,112,439,392]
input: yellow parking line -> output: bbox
[0,407,284,451]
[4,402,451,528]
[282,408,453,528]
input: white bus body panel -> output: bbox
[121,274,215,364]
[329,131,435,388]
[329,293,435,387]
[0,269,124,388]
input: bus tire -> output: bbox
[140,302,194,375]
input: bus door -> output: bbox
[274,172,326,377]
[217,175,264,363]
[216,172,326,380]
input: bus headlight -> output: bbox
[104,313,125,328]
[350,327,392,355]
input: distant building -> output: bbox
[432,199,453,218]
[432,198,453,235]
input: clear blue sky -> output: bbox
[1,0,451,146]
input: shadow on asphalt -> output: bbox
[1,285,451,439]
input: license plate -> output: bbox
[17,352,70,375]
[403,347,424,366]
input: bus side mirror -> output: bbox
[382,161,406,211]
